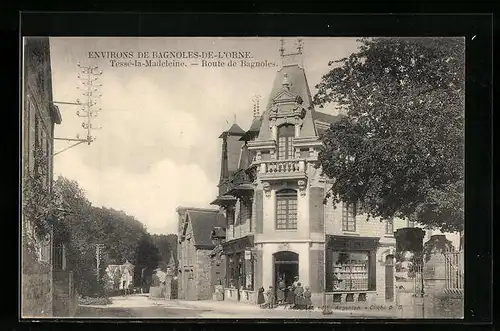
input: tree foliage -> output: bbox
[51,176,158,296]
[133,233,161,289]
[22,148,65,271]
[314,37,464,233]
[151,234,178,272]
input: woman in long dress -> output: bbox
[257,286,266,306]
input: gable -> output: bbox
[187,210,226,248]
[273,89,299,103]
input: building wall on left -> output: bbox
[21,37,59,318]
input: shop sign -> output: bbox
[244,250,252,260]
[328,236,379,251]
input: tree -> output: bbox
[134,234,160,290]
[151,234,178,272]
[314,37,465,233]
[52,176,150,296]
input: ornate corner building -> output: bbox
[208,45,408,307]
[179,41,461,308]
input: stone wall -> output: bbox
[149,286,165,298]
[52,270,78,317]
[195,249,212,300]
[22,268,53,318]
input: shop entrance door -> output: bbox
[385,255,395,301]
[273,251,299,295]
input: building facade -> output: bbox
[21,37,63,318]
[105,261,135,291]
[176,207,226,300]
[210,45,461,307]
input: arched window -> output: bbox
[276,189,298,230]
[277,124,295,160]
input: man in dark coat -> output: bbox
[277,277,286,304]
[294,282,304,309]
[291,276,299,307]
[285,285,294,308]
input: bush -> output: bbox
[79,296,112,306]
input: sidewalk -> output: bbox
[152,299,260,312]
[151,298,397,318]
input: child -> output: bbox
[303,286,312,310]
[266,286,276,309]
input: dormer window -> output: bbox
[277,124,295,160]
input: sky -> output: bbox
[49,37,361,235]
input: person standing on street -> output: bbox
[303,286,312,310]
[294,282,304,309]
[277,277,286,304]
[257,286,266,306]
[291,276,300,308]
[266,286,276,309]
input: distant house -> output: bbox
[106,261,134,291]
[152,268,167,286]
[176,207,226,300]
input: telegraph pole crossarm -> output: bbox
[53,62,104,155]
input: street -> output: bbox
[74,294,397,319]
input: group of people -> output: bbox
[258,276,313,310]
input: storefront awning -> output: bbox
[226,184,254,197]
[210,195,237,206]
[221,234,254,253]
[326,235,380,251]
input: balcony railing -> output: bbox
[218,169,255,197]
[232,169,254,187]
[260,159,307,180]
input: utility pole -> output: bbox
[53,63,103,156]
[96,243,104,280]
[77,63,103,145]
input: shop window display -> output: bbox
[331,251,369,291]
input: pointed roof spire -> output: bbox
[257,111,271,140]
[219,123,246,138]
[300,109,318,137]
